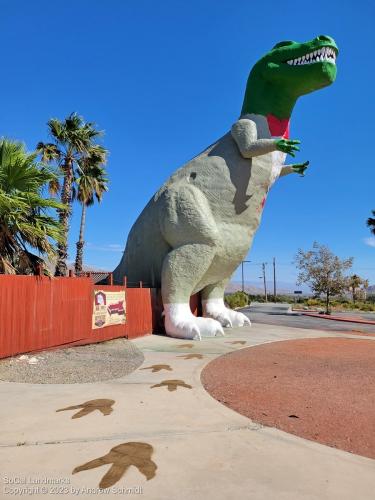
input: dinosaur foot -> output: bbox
[164,304,224,340]
[203,299,251,328]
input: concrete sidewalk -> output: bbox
[0,323,374,499]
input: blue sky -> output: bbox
[2,0,374,287]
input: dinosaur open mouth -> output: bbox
[285,46,337,66]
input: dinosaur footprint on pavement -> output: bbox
[177,354,203,360]
[56,399,115,419]
[141,364,172,372]
[73,442,157,489]
[151,379,192,392]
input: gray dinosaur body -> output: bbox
[114,114,286,338]
[114,36,338,339]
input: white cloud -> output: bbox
[364,237,375,248]
[86,242,123,252]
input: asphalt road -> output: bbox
[241,308,375,334]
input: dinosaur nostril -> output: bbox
[316,35,333,42]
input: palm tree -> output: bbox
[74,146,108,274]
[0,138,64,274]
[37,113,104,276]
[367,210,375,236]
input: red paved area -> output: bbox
[202,338,375,459]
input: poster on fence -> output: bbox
[92,290,126,329]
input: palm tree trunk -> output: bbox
[75,203,87,275]
[55,159,73,277]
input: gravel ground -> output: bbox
[0,338,144,384]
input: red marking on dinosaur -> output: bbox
[267,114,290,138]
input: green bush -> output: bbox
[306,298,321,307]
[359,303,375,312]
[340,302,352,309]
[225,291,249,309]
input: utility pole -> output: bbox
[273,257,276,302]
[241,260,251,293]
[262,262,268,302]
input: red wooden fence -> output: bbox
[0,275,153,359]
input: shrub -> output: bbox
[359,303,375,312]
[225,291,249,309]
[306,298,321,307]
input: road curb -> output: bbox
[300,312,375,326]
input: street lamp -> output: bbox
[259,262,268,302]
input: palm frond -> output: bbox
[0,138,66,274]
[367,210,375,236]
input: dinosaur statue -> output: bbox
[114,35,338,339]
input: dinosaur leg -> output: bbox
[202,280,251,328]
[160,185,225,340]
[162,244,224,339]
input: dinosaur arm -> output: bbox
[280,161,309,177]
[279,165,294,177]
[231,119,277,158]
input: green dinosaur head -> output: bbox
[241,35,338,119]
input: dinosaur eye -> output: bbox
[272,40,296,49]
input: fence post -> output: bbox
[140,281,143,288]
[123,276,127,289]
[108,273,113,285]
